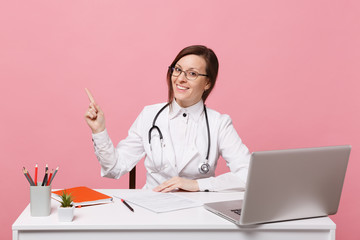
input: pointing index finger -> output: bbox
[85,88,95,103]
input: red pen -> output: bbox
[34,164,38,186]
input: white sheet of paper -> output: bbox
[114,190,203,213]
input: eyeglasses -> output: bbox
[169,66,208,81]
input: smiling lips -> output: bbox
[176,84,189,90]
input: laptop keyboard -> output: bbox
[231,209,242,215]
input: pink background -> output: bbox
[1,1,359,239]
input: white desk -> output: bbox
[12,189,336,240]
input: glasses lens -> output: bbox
[171,67,201,81]
[172,67,181,77]
[186,70,198,80]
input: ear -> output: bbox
[204,80,211,91]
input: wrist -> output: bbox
[92,126,105,134]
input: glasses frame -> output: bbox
[169,66,208,81]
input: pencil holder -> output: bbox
[30,184,51,216]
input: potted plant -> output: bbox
[58,190,75,222]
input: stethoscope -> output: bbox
[148,103,211,174]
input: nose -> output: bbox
[177,71,187,82]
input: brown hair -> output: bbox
[167,45,219,104]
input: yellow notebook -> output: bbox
[52,186,113,206]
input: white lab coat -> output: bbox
[92,101,251,191]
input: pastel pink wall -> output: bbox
[1,1,359,239]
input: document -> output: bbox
[114,190,203,213]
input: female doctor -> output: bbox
[85,45,251,192]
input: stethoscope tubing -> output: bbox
[148,103,211,174]
[148,103,169,144]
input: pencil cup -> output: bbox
[30,184,51,217]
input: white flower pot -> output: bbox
[58,206,75,222]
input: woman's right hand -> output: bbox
[84,88,106,134]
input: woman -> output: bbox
[85,45,250,192]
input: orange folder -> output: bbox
[52,186,113,207]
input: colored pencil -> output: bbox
[50,166,59,185]
[47,169,53,186]
[41,170,48,186]
[34,164,38,186]
[23,167,35,186]
[24,167,35,186]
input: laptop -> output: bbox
[204,145,351,225]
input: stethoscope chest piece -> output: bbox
[198,162,210,174]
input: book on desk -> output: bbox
[52,186,113,207]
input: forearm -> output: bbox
[92,129,123,179]
[92,127,146,179]
[197,168,248,192]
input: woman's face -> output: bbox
[172,54,210,108]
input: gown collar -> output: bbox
[168,99,204,122]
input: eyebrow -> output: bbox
[175,64,200,71]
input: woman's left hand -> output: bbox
[153,177,199,193]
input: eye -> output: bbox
[174,67,182,73]
[188,71,198,77]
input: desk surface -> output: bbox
[13,189,336,240]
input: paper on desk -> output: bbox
[114,190,203,213]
